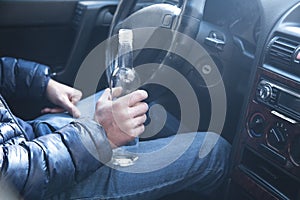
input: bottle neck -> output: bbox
[118,41,133,69]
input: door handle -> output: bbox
[205,31,225,51]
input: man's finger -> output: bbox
[98,88,111,102]
[122,90,148,107]
[130,124,145,137]
[63,100,81,118]
[129,102,149,118]
[133,114,147,128]
[111,87,123,99]
[71,89,83,104]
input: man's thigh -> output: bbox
[65,132,230,200]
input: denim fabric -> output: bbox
[37,91,231,200]
[55,132,231,200]
[30,91,103,139]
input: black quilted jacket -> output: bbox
[0,57,112,199]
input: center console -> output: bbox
[227,3,300,200]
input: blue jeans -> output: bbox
[37,92,231,200]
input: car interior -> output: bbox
[1,0,300,199]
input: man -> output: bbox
[0,57,231,200]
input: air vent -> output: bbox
[267,37,299,68]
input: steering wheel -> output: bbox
[109,0,206,39]
[106,0,207,87]
[106,0,213,136]
[106,0,206,98]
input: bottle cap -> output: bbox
[119,29,133,43]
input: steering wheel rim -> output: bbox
[106,0,207,80]
[108,0,138,37]
[109,0,206,39]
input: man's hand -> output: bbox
[94,88,148,148]
[42,79,82,118]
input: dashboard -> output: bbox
[177,0,300,199]
[220,0,300,199]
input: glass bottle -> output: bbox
[110,29,141,167]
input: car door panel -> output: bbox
[0,0,118,80]
[0,0,77,69]
[0,0,118,119]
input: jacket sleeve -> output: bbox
[0,118,112,200]
[0,57,51,100]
